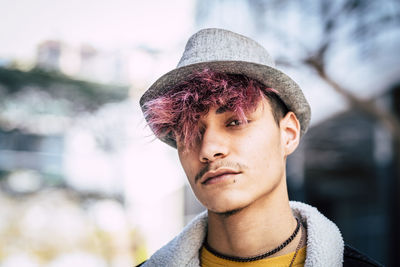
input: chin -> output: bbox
[202,194,251,215]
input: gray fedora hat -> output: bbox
[140,28,311,147]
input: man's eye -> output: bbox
[227,119,243,127]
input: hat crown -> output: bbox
[177,28,276,68]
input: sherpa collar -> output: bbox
[142,201,344,267]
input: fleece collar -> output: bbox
[142,201,344,267]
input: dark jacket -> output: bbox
[343,245,383,266]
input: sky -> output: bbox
[0,0,195,63]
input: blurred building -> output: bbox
[36,40,130,85]
[0,130,63,194]
[34,39,181,97]
[37,41,62,72]
[0,35,187,264]
[0,65,145,266]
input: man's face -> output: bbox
[177,97,299,214]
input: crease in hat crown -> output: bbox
[140,28,311,148]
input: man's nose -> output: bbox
[199,127,229,163]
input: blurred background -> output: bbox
[0,0,399,266]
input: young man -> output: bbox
[138,29,381,267]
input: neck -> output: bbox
[206,179,303,258]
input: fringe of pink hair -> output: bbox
[143,69,277,148]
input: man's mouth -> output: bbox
[200,168,241,185]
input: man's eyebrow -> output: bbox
[216,105,229,114]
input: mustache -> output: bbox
[194,161,248,183]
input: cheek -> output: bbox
[244,130,283,171]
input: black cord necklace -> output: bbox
[203,217,301,262]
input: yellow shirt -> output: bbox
[201,245,306,267]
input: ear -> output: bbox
[280,112,300,156]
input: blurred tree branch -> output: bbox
[304,51,400,139]
[250,0,400,141]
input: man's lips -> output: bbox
[200,168,241,184]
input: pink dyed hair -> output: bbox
[143,69,278,148]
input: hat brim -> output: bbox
[140,60,311,148]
